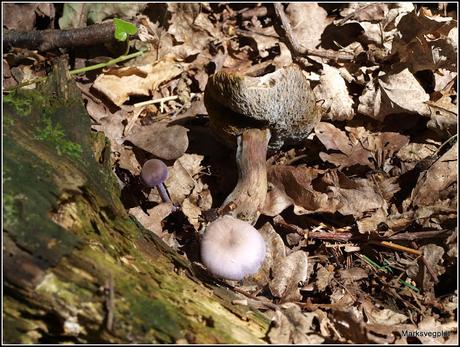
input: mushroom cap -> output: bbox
[200,215,266,281]
[141,159,168,187]
[204,65,321,150]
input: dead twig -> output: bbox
[273,215,354,242]
[387,229,450,241]
[370,240,422,256]
[231,286,279,310]
[4,22,122,52]
[273,3,355,62]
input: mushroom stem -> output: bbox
[156,183,171,204]
[222,128,270,224]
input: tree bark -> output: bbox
[3,60,270,343]
[4,22,118,52]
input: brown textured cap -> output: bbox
[204,65,321,150]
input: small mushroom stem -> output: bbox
[222,128,271,224]
[156,183,171,204]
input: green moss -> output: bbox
[3,61,270,344]
[2,193,26,229]
[3,90,46,116]
[34,114,83,160]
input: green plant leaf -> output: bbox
[113,18,137,42]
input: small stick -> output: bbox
[124,107,145,135]
[134,93,197,108]
[273,215,354,242]
[371,240,422,256]
[388,229,450,241]
[231,286,278,311]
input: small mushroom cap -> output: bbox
[141,159,168,187]
[201,215,266,281]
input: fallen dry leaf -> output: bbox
[93,59,183,106]
[269,250,309,302]
[391,10,457,72]
[253,222,286,286]
[267,165,338,214]
[358,68,430,121]
[165,154,203,205]
[411,145,457,207]
[415,316,457,344]
[285,3,330,50]
[314,64,355,121]
[323,170,387,218]
[125,123,189,160]
[315,122,373,169]
[362,300,408,326]
[426,94,458,138]
[262,182,294,217]
[315,265,334,292]
[128,202,173,236]
[267,303,325,344]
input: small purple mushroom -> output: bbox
[141,159,171,204]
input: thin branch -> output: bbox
[4,22,122,52]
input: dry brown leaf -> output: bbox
[340,3,389,22]
[125,123,189,160]
[338,267,369,282]
[167,3,221,56]
[83,87,129,146]
[315,122,374,169]
[391,10,457,72]
[93,60,183,106]
[411,145,457,207]
[3,3,48,31]
[253,222,286,286]
[315,122,354,153]
[181,198,202,230]
[434,69,457,92]
[267,304,325,344]
[262,183,294,217]
[316,265,334,292]
[269,250,309,302]
[238,25,279,59]
[165,154,203,204]
[268,165,338,214]
[362,300,408,326]
[314,64,355,121]
[285,3,330,50]
[129,203,173,236]
[396,142,438,163]
[358,68,430,121]
[323,170,386,218]
[426,94,457,138]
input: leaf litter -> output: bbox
[3,2,457,344]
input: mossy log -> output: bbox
[3,60,270,343]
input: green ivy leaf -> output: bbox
[113,18,137,42]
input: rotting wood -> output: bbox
[3,59,270,344]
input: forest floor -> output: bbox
[3,3,458,344]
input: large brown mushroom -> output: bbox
[204,64,320,224]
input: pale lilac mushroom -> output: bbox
[141,159,171,204]
[200,215,266,281]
